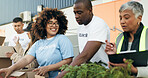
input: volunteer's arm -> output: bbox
[33,57,73,76]
[70,41,102,66]
[57,41,102,78]
[0,55,34,78]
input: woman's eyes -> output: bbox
[125,17,129,19]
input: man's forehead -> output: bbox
[13,22,23,25]
[74,2,85,8]
[73,3,87,11]
[13,21,22,24]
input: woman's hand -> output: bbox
[33,66,49,76]
[109,58,138,74]
[0,68,14,78]
[105,40,117,55]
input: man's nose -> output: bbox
[75,13,79,19]
[16,27,19,30]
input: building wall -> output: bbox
[0,0,76,25]
[93,0,137,42]
[93,0,147,43]
[140,0,148,26]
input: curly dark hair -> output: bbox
[32,8,68,39]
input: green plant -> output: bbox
[60,59,133,78]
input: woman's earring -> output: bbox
[137,22,139,25]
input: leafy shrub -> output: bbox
[60,59,133,78]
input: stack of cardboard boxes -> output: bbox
[0,36,12,68]
[0,36,48,78]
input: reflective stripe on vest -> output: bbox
[139,26,148,51]
[116,26,148,53]
[116,33,124,54]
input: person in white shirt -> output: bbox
[8,17,30,51]
[57,0,110,77]
[78,16,110,63]
[6,17,30,63]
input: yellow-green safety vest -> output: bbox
[115,26,148,54]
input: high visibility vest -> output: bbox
[115,26,148,54]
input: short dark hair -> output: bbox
[13,17,23,23]
[32,8,68,39]
[75,0,92,10]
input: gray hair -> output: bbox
[119,1,144,18]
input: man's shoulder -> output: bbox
[21,32,28,35]
[19,32,30,38]
[90,16,108,27]
[90,16,107,26]
[93,16,105,22]
[9,33,17,40]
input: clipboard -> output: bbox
[108,50,148,67]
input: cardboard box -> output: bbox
[0,46,15,57]
[0,46,14,69]
[0,57,12,68]
[8,69,49,78]
[10,71,26,78]
[35,75,47,78]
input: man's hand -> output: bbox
[56,71,68,78]
[5,52,14,58]
[105,40,117,55]
[33,66,49,76]
[13,36,19,44]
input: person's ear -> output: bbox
[89,8,92,14]
[137,15,142,22]
[22,23,24,27]
[89,8,92,12]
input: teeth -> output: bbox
[51,29,56,31]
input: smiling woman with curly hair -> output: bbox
[0,8,74,78]
[33,8,68,39]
